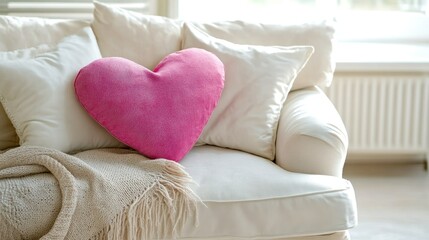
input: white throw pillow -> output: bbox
[91,1,183,70]
[182,23,314,160]
[190,20,335,90]
[0,27,123,153]
[0,15,89,150]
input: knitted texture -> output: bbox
[0,146,198,239]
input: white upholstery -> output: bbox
[180,145,357,239]
[276,87,348,178]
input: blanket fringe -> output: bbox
[92,161,199,240]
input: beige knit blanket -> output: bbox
[0,146,198,240]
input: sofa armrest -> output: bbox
[275,86,348,177]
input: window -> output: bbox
[174,0,429,43]
[0,0,157,19]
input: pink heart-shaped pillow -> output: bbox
[74,48,224,161]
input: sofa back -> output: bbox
[0,3,336,159]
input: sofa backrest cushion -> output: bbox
[0,16,89,51]
[92,1,183,71]
[0,27,124,153]
[182,23,314,160]
[191,20,336,91]
[0,15,89,150]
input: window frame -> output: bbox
[0,0,158,19]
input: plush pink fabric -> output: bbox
[74,48,224,161]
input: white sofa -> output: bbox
[0,2,357,240]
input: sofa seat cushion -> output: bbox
[180,145,357,239]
